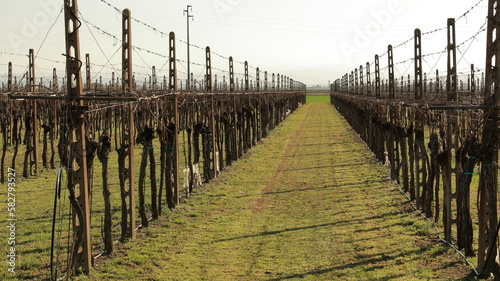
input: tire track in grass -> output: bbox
[252,103,314,213]
[245,103,329,276]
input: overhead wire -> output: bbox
[34,5,65,63]
[456,19,487,66]
[352,0,486,74]
[96,0,260,70]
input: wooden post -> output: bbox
[447,18,458,102]
[375,55,381,99]
[244,61,249,92]
[229,57,235,92]
[28,49,39,176]
[233,95,239,160]
[122,8,136,239]
[478,0,500,275]
[354,68,358,95]
[206,47,212,93]
[53,68,58,92]
[359,65,364,95]
[443,18,459,243]
[211,95,218,177]
[85,54,91,90]
[388,45,395,99]
[174,95,180,205]
[8,62,12,92]
[277,73,281,92]
[64,0,92,274]
[169,32,177,92]
[414,29,423,100]
[366,62,371,96]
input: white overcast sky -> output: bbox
[0,0,489,87]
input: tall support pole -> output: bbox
[478,0,500,275]
[407,74,411,93]
[85,54,91,90]
[414,29,423,100]
[354,68,359,95]
[346,74,349,93]
[436,69,440,94]
[343,74,347,92]
[206,46,212,93]
[350,71,354,94]
[229,56,235,92]
[443,18,459,244]
[256,67,260,92]
[190,73,194,92]
[388,45,395,99]
[346,75,348,93]
[424,73,427,94]
[482,72,485,91]
[122,8,136,240]
[400,76,404,94]
[264,71,268,91]
[8,62,12,92]
[366,62,371,96]
[29,49,35,92]
[447,18,458,101]
[8,63,13,144]
[184,5,193,91]
[169,32,177,91]
[64,0,92,274]
[277,73,281,92]
[471,64,476,93]
[152,66,157,91]
[244,61,249,92]
[28,49,39,176]
[359,65,364,95]
[211,94,217,178]
[53,68,58,92]
[375,55,381,99]
[414,28,428,214]
[174,95,180,205]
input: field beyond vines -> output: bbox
[2,95,480,280]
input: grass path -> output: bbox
[80,100,473,280]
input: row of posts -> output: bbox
[7,1,306,278]
[3,50,306,95]
[333,6,500,276]
[333,18,483,101]
[334,66,484,98]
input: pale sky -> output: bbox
[0,0,488,88]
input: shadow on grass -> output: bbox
[266,247,474,281]
[214,210,404,244]
[213,221,350,243]
[235,180,390,199]
[236,185,332,198]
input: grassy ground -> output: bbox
[67,99,475,280]
[306,94,330,103]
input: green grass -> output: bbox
[0,100,480,280]
[69,102,474,280]
[306,94,330,103]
